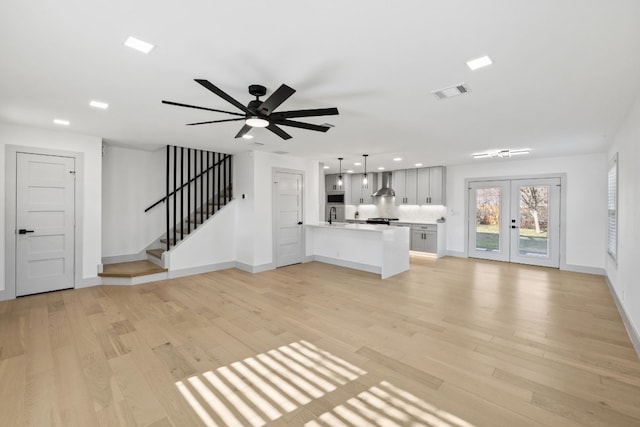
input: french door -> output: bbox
[468,178,561,268]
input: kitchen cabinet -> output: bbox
[349,173,377,205]
[392,169,417,205]
[416,166,446,205]
[410,224,437,253]
[325,173,348,192]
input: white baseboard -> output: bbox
[75,276,102,289]
[102,251,147,265]
[168,261,236,279]
[312,255,381,275]
[235,262,275,274]
[604,275,640,358]
[446,250,466,258]
[562,264,605,275]
[100,272,169,286]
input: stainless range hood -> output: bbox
[372,172,395,197]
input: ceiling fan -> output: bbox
[162,79,339,140]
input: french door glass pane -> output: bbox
[475,187,500,252]
[518,185,550,257]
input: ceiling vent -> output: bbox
[432,83,470,99]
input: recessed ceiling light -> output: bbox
[53,119,70,126]
[378,167,385,170]
[467,55,493,70]
[90,100,109,110]
[415,163,423,167]
[347,169,354,173]
[393,157,402,162]
[323,165,330,169]
[124,36,154,54]
[354,162,361,166]
[242,134,254,139]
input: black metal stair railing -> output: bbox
[145,145,233,252]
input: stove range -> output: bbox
[366,217,399,225]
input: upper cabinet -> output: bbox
[349,173,378,205]
[416,166,446,205]
[325,173,349,192]
[392,169,417,205]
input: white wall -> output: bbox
[102,145,165,259]
[168,202,236,271]
[606,93,640,340]
[0,123,102,293]
[446,153,607,270]
[234,150,320,270]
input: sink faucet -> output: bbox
[329,206,337,225]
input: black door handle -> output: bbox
[297,221,303,225]
[18,229,35,234]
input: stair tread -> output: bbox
[99,260,167,278]
[146,248,164,259]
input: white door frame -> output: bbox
[464,173,567,269]
[4,145,85,300]
[272,167,305,268]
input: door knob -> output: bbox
[18,229,34,234]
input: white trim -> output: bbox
[4,145,85,299]
[605,276,640,358]
[235,261,274,274]
[102,251,148,265]
[168,261,236,279]
[446,250,467,258]
[100,272,169,286]
[562,264,605,275]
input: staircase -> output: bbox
[100,145,233,283]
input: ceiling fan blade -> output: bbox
[187,118,245,126]
[271,107,339,119]
[162,100,245,116]
[234,124,252,139]
[258,84,296,115]
[195,79,252,114]
[267,123,292,140]
[272,119,331,132]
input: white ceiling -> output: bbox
[1,0,640,172]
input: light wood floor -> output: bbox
[1,256,639,427]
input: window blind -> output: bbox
[607,154,618,261]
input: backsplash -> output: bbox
[345,198,446,222]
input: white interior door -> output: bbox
[275,171,304,267]
[16,153,75,296]
[468,177,561,268]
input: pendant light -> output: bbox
[362,154,368,186]
[338,157,343,186]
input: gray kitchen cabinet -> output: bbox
[325,173,348,192]
[392,169,417,205]
[349,173,377,205]
[417,166,446,205]
[410,224,437,253]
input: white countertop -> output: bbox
[306,222,397,232]
[345,219,444,225]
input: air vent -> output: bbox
[432,83,470,99]
[273,151,289,155]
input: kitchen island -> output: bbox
[305,223,410,279]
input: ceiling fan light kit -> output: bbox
[163,80,339,140]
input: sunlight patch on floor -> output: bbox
[305,381,476,427]
[175,340,367,426]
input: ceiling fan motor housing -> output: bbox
[248,84,267,98]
